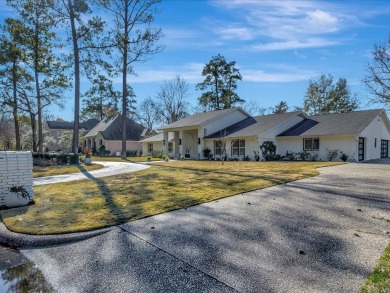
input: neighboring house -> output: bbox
[83,114,156,154]
[140,108,390,161]
[45,118,99,151]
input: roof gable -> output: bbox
[159,108,249,130]
[84,115,146,141]
[278,109,384,137]
[204,111,304,139]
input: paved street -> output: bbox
[17,161,390,292]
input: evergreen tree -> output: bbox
[303,74,358,115]
[197,54,243,110]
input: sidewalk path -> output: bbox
[33,161,150,186]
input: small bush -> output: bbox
[326,149,339,161]
[32,152,79,166]
[242,155,250,161]
[285,151,296,161]
[260,141,277,161]
[98,145,106,156]
[311,153,319,161]
[202,148,212,159]
[298,151,311,161]
[126,150,139,157]
[339,152,349,162]
[253,151,260,161]
[146,155,152,162]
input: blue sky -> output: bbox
[1,0,390,121]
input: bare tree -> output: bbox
[136,97,160,130]
[364,35,390,107]
[152,76,189,124]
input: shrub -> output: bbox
[98,145,106,156]
[339,152,349,162]
[161,154,169,161]
[253,151,260,161]
[146,155,152,162]
[297,151,311,161]
[326,149,339,161]
[32,152,79,166]
[260,141,276,161]
[242,155,250,161]
[202,148,212,159]
[285,151,296,161]
[126,150,139,157]
[311,153,319,161]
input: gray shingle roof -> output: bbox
[159,108,244,130]
[278,109,384,137]
[84,115,146,141]
[140,133,163,142]
[205,112,303,138]
[47,119,99,130]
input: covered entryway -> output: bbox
[358,137,365,161]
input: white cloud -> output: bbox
[112,63,204,84]
[242,68,314,83]
[208,1,352,51]
[251,38,339,51]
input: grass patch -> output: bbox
[91,156,161,163]
[33,164,104,178]
[359,243,390,293]
[1,161,341,235]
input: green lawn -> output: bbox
[33,164,104,178]
[1,161,341,235]
[359,244,390,292]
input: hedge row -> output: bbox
[32,153,79,165]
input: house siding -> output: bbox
[360,113,390,160]
[277,135,356,161]
[105,141,142,154]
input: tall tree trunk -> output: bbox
[33,7,44,153]
[34,60,42,152]
[12,61,21,150]
[121,0,129,159]
[31,113,37,152]
[69,0,80,154]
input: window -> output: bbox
[168,142,173,152]
[303,138,319,151]
[231,139,245,156]
[148,143,153,153]
[214,140,225,156]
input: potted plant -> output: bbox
[83,147,93,165]
[2,186,32,208]
[185,145,191,158]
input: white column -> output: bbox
[197,127,203,159]
[163,131,169,154]
[179,130,184,158]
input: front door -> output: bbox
[358,137,365,161]
[381,140,389,158]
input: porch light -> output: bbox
[198,138,201,145]
[163,139,165,145]
[179,139,182,145]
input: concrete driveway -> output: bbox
[22,161,390,292]
[33,161,150,185]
